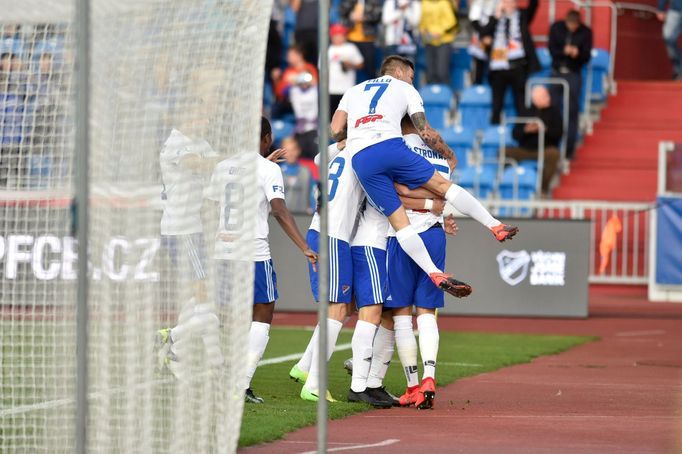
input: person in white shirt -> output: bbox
[205,117,317,404]
[331,55,518,301]
[328,24,364,119]
[382,0,421,61]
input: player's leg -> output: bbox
[411,225,447,410]
[365,310,398,406]
[352,143,471,297]
[245,259,279,404]
[301,237,352,402]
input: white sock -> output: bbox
[417,313,439,380]
[197,310,224,367]
[366,325,395,389]
[245,321,270,388]
[350,320,378,392]
[295,324,319,373]
[304,318,343,392]
[395,225,441,275]
[445,184,500,229]
[394,315,419,388]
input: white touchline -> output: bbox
[299,438,400,454]
[0,343,353,417]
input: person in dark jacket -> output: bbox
[507,86,562,195]
[658,0,682,79]
[481,0,540,125]
[339,0,384,81]
[548,10,592,159]
[292,0,320,64]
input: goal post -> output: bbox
[0,1,272,452]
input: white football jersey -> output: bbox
[351,202,390,251]
[160,129,218,236]
[337,75,425,155]
[205,152,285,261]
[388,133,451,236]
[309,144,364,243]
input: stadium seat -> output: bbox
[589,48,610,102]
[455,165,496,199]
[458,85,491,131]
[450,47,471,93]
[439,125,476,168]
[498,165,538,216]
[420,84,453,129]
[271,119,294,147]
[414,46,426,88]
[534,47,552,78]
[480,125,515,170]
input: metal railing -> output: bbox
[484,199,654,284]
[525,77,570,165]
[501,116,546,195]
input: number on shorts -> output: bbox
[328,156,345,202]
[364,82,388,114]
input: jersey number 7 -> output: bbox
[364,82,388,114]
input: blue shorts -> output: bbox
[385,225,446,309]
[161,233,207,281]
[351,138,437,217]
[307,230,353,303]
[254,259,278,304]
[351,245,387,308]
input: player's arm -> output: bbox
[330,109,348,142]
[394,182,439,199]
[270,198,318,270]
[409,112,457,167]
[399,195,445,215]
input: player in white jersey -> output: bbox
[289,141,365,403]
[156,127,228,381]
[330,55,518,299]
[205,117,317,404]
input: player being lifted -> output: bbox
[289,140,365,402]
[330,55,518,298]
[205,117,317,404]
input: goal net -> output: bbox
[0,0,271,452]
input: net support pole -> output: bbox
[317,0,330,452]
[74,0,91,453]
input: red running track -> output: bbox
[242,286,682,454]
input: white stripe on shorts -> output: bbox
[364,246,382,304]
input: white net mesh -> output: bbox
[0,0,271,452]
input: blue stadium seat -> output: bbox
[498,165,537,216]
[271,119,294,147]
[439,125,476,168]
[450,47,471,93]
[480,125,515,165]
[534,47,552,78]
[589,48,610,102]
[459,85,491,131]
[420,84,453,129]
[455,165,496,199]
[414,46,427,89]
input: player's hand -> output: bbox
[656,11,666,21]
[303,248,318,272]
[430,198,446,215]
[267,148,287,163]
[444,215,459,236]
[337,139,347,150]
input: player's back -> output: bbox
[160,128,216,235]
[309,144,363,243]
[340,75,423,155]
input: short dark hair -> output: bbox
[261,116,271,140]
[380,55,414,76]
[566,10,581,22]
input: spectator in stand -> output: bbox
[507,85,562,195]
[548,10,592,160]
[266,20,283,88]
[420,0,459,85]
[382,0,421,62]
[289,71,318,159]
[329,24,364,118]
[272,44,318,117]
[279,136,316,214]
[658,0,682,80]
[468,0,497,85]
[339,0,383,81]
[292,0,319,64]
[482,0,540,124]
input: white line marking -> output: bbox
[615,330,667,337]
[298,438,400,453]
[0,343,352,417]
[439,362,483,367]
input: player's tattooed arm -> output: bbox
[410,112,457,167]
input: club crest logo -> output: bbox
[496,250,531,286]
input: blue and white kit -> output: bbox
[351,202,389,308]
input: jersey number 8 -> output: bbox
[328,156,345,202]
